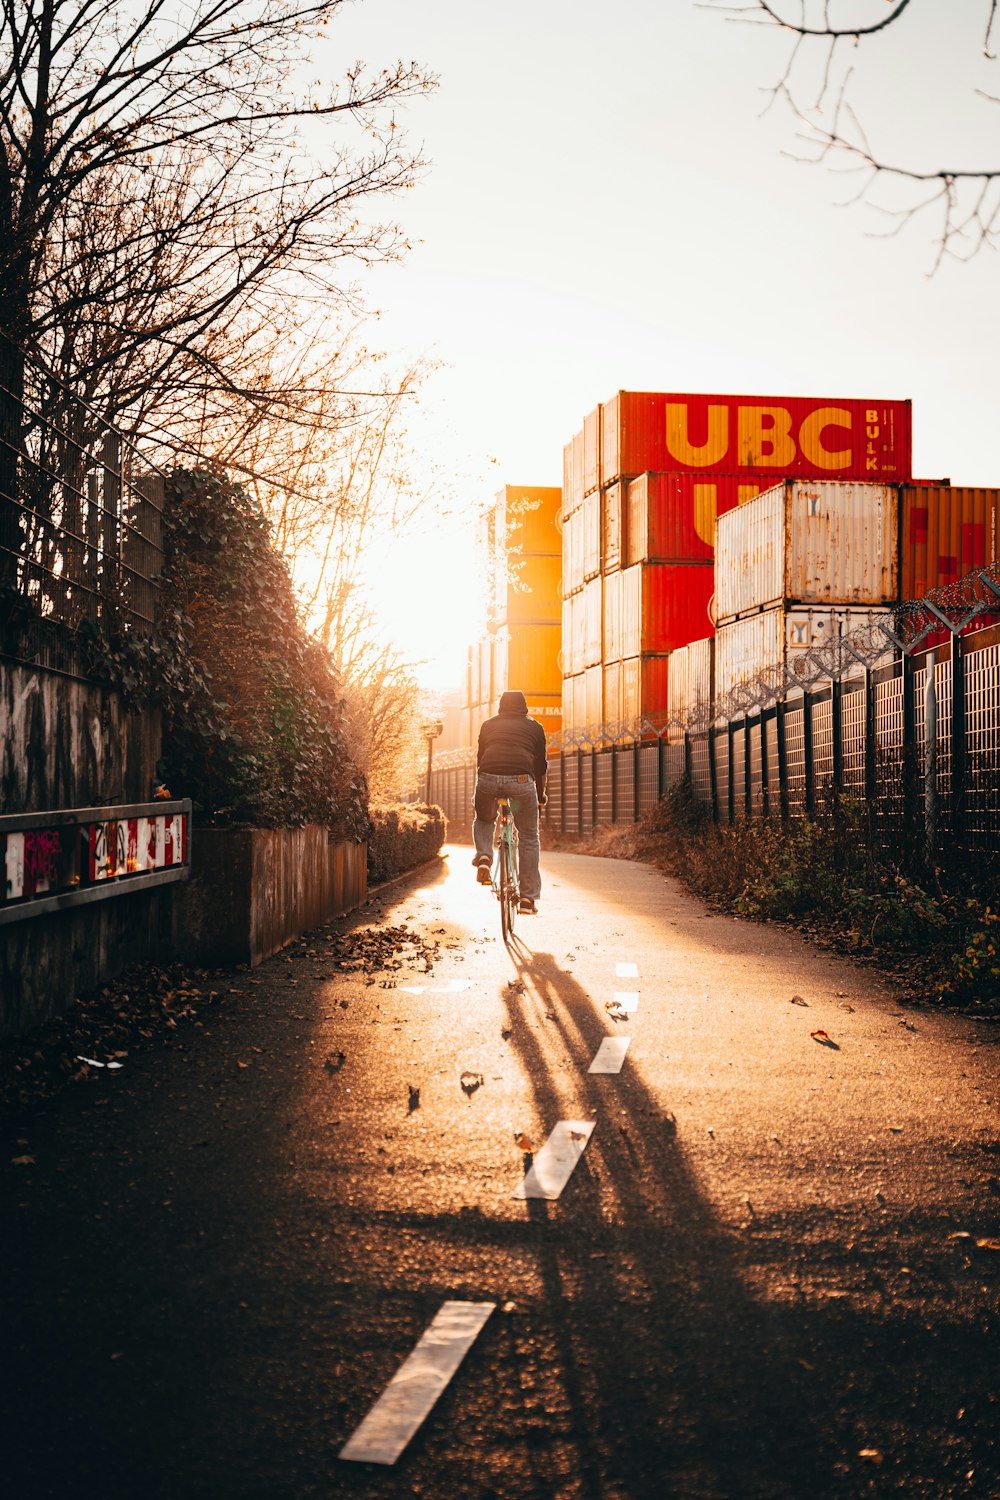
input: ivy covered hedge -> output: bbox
[368,803,446,883]
[156,468,369,836]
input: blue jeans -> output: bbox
[472,773,541,900]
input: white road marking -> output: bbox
[400,979,471,995]
[613,991,640,1013]
[444,978,472,992]
[616,962,639,978]
[513,1120,595,1200]
[340,1301,495,1465]
[400,986,427,994]
[588,1037,631,1074]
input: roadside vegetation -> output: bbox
[558,780,1000,1016]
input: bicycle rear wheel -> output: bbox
[499,835,516,941]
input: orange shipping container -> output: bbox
[495,485,563,556]
[622,654,671,725]
[601,391,912,485]
[625,472,767,566]
[494,623,562,700]
[603,659,623,725]
[494,552,562,627]
[620,562,715,657]
[603,482,624,571]
[901,485,1000,600]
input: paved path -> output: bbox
[2,846,998,1498]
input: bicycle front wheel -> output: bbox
[499,835,517,942]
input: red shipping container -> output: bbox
[620,562,716,656]
[901,485,1000,600]
[603,482,623,571]
[622,654,671,724]
[625,472,767,566]
[601,391,912,484]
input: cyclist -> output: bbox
[472,688,547,914]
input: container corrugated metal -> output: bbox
[563,508,584,595]
[562,676,573,731]
[495,485,563,556]
[585,665,603,730]
[603,482,623,571]
[714,605,893,701]
[901,485,1000,599]
[603,659,622,725]
[714,480,898,623]
[600,391,912,485]
[572,672,587,731]
[572,431,585,509]
[603,571,622,662]
[620,562,716,657]
[582,491,601,580]
[494,553,562,628]
[562,442,575,514]
[667,646,688,725]
[688,636,713,709]
[583,407,601,495]
[494,623,562,700]
[561,597,576,677]
[625,472,768,566]
[621,654,671,724]
[582,577,603,668]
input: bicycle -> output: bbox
[492,795,520,942]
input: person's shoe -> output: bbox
[473,854,492,885]
[518,897,537,914]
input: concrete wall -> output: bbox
[1,660,161,814]
[174,828,368,968]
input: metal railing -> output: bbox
[0,330,166,668]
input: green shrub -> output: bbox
[368,803,445,883]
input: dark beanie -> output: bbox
[498,690,528,716]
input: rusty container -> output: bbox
[620,561,716,657]
[585,665,603,731]
[583,407,601,495]
[603,659,623,725]
[713,605,893,702]
[582,577,603,668]
[600,391,912,486]
[603,570,623,662]
[603,482,624,571]
[714,480,899,624]
[582,491,601,580]
[900,485,1000,599]
[621,654,671,726]
[625,472,768,566]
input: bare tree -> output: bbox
[711,1,1000,268]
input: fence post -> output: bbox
[925,649,938,860]
[952,632,966,848]
[727,719,736,823]
[592,745,598,830]
[633,734,641,821]
[743,716,752,818]
[657,732,665,800]
[708,726,719,823]
[864,668,876,808]
[832,677,844,793]
[759,712,770,818]
[611,741,618,824]
[802,688,815,818]
[901,651,916,850]
[578,745,584,832]
[775,699,789,821]
[560,749,567,834]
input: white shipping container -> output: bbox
[562,675,573,731]
[714,480,898,623]
[564,508,584,595]
[561,596,576,677]
[667,646,688,735]
[688,636,713,711]
[585,665,603,730]
[582,491,601,580]
[603,571,622,662]
[714,606,892,702]
[572,672,588,731]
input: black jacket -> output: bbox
[477,692,547,792]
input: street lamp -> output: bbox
[421,720,443,804]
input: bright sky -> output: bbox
[314,1,1000,691]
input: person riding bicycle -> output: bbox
[472,689,547,914]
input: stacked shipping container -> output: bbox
[463,485,563,747]
[560,392,913,733]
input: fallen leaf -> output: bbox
[790,995,809,1007]
[858,1449,883,1467]
[810,1029,831,1042]
[975,1237,1000,1252]
[324,1051,346,1074]
[10,1155,35,1166]
[236,1061,250,1069]
[947,1231,972,1241]
[460,1071,484,1095]
[408,1085,420,1113]
[501,1027,513,1041]
[514,1131,534,1153]
[570,1129,588,1142]
[837,1002,855,1012]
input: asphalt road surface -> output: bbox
[3,846,999,1499]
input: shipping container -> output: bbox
[603,571,623,662]
[625,472,767,567]
[582,491,601,580]
[603,659,623,725]
[582,577,603,668]
[714,480,898,624]
[561,676,573,731]
[621,654,671,725]
[561,596,575,677]
[714,606,893,701]
[585,665,603,731]
[667,646,688,726]
[620,561,715,657]
[583,407,601,495]
[562,442,576,514]
[572,672,587,733]
[603,482,624,571]
[493,622,562,701]
[563,508,584,596]
[494,484,563,556]
[600,391,912,485]
[901,484,1000,600]
[572,431,585,509]
[494,552,562,628]
[668,637,714,739]
[688,636,713,709]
